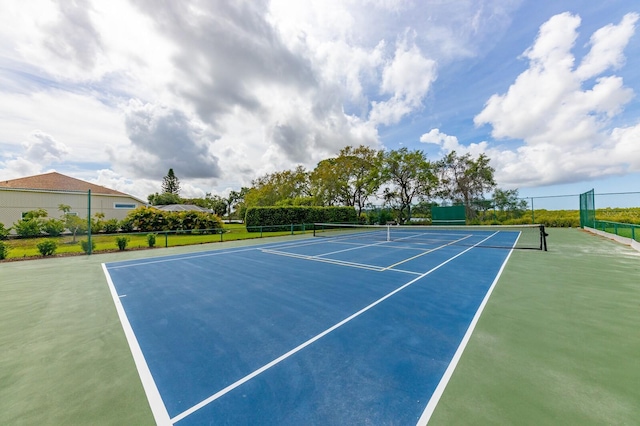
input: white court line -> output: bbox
[101,264,172,426]
[381,235,472,271]
[170,231,499,424]
[105,237,326,269]
[260,248,388,272]
[416,231,518,425]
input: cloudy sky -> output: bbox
[1,0,639,203]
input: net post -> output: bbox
[539,225,548,251]
[386,224,390,242]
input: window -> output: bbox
[114,203,136,209]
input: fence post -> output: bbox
[87,190,92,255]
[530,197,535,224]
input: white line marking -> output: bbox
[101,264,172,426]
[171,232,499,424]
[416,233,517,425]
[382,236,473,271]
[260,248,386,272]
[106,237,324,269]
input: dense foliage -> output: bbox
[0,222,12,240]
[0,241,8,259]
[245,206,357,231]
[123,206,223,232]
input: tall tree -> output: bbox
[161,168,181,195]
[309,145,383,215]
[381,148,437,224]
[336,145,383,217]
[436,151,496,219]
[309,158,342,207]
[244,166,310,207]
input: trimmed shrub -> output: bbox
[115,236,130,251]
[123,206,223,232]
[147,233,157,248]
[43,218,65,236]
[0,241,9,260]
[14,218,44,238]
[37,239,57,256]
[80,239,96,254]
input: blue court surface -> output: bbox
[102,229,518,425]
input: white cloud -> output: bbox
[419,128,488,157]
[0,0,570,199]
[0,89,129,163]
[24,131,69,163]
[472,12,640,187]
[369,31,437,125]
[576,12,639,80]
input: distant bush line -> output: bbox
[245,206,358,231]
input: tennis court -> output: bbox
[102,225,539,425]
[2,227,639,425]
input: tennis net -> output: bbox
[312,223,548,251]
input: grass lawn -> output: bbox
[0,223,311,260]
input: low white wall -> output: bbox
[584,226,640,253]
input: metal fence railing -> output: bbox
[593,220,639,242]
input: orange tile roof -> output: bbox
[0,172,130,196]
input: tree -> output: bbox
[493,188,528,219]
[322,145,383,217]
[225,187,250,221]
[436,151,496,220]
[244,166,310,207]
[161,168,181,195]
[59,204,86,242]
[381,148,438,224]
[309,158,342,207]
[199,193,228,216]
[148,192,182,205]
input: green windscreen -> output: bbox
[431,205,466,225]
[579,189,595,228]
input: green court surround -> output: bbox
[1,229,638,425]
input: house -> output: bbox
[0,172,146,228]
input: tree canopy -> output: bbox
[436,151,496,219]
[381,148,437,224]
[145,146,522,224]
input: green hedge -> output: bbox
[245,206,357,231]
[124,206,223,232]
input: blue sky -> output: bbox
[0,1,638,207]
